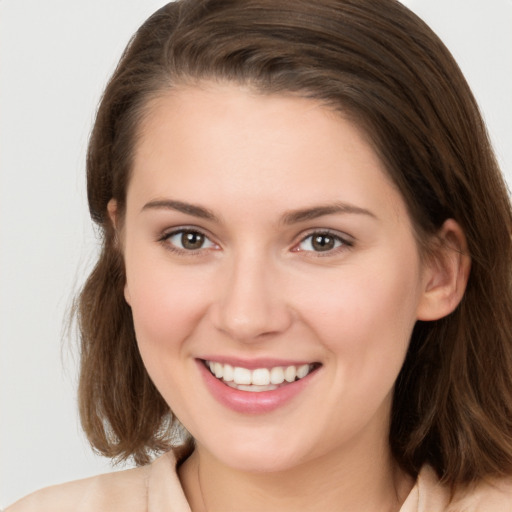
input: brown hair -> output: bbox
[77,0,512,485]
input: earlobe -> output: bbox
[416,219,471,321]
[124,283,131,306]
[107,199,131,305]
[107,199,118,229]
[107,198,122,249]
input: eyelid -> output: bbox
[157,225,353,256]
[292,229,354,254]
[158,226,219,254]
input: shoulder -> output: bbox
[449,473,512,511]
[5,451,185,512]
[5,464,151,512]
[411,465,512,512]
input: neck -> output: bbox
[179,432,413,512]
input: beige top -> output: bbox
[6,451,512,511]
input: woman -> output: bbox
[7,0,512,510]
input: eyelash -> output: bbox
[158,228,218,255]
[158,227,353,256]
[294,230,353,255]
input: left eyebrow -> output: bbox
[281,202,377,225]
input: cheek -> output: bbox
[296,256,422,381]
[124,256,212,355]
[125,263,213,413]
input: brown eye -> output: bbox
[164,229,216,252]
[311,234,336,251]
[296,231,348,253]
[181,231,205,250]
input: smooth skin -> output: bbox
[109,83,470,512]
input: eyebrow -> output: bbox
[142,199,218,221]
[141,198,376,224]
[281,202,376,225]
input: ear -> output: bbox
[107,198,119,229]
[416,219,471,321]
[107,199,131,305]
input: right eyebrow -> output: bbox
[141,199,219,222]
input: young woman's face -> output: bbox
[121,84,432,472]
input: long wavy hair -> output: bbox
[76,0,512,486]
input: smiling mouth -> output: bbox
[203,360,321,392]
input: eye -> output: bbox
[162,229,217,252]
[295,231,350,253]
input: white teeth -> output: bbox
[252,368,270,386]
[284,366,296,383]
[227,383,278,392]
[206,360,315,388]
[270,366,285,384]
[233,366,252,385]
[297,364,309,379]
[214,362,223,378]
[223,364,234,382]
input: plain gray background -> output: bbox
[1,0,511,506]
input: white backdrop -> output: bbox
[1,0,511,506]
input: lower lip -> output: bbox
[197,360,318,414]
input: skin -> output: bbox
[110,83,469,512]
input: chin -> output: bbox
[202,429,311,474]
[219,450,300,474]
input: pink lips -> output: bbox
[197,359,319,414]
[199,356,314,370]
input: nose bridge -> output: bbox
[212,246,291,341]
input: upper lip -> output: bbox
[198,356,319,370]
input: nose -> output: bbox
[210,252,293,342]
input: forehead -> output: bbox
[129,83,406,224]
[135,83,374,166]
